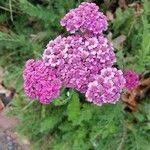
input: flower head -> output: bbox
[43,34,116,93]
[124,70,139,90]
[23,59,62,104]
[86,67,126,106]
[60,2,108,34]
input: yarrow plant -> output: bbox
[23,2,126,106]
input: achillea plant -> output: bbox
[1,0,149,149]
[23,2,126,106]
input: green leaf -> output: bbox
[40,115,61,133]
[53,88,72,106]
[67,90,80,123]
[76,104,92,125]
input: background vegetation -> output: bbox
[0,0,150,149]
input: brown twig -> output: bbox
[9,0,13,22]
[0,5,12,12]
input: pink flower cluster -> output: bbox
[124,70,139,90]
[23,59,61,104]
[60,2,108,34]
[23,2,126,106]
[43,34,116,93]
[86,68,125,106]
